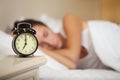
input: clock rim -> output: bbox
[12,32,38,57]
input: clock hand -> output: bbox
[25,34,27,44]
[23,35,27,49]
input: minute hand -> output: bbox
[23,35,27,49]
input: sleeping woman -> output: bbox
[11,13,109,69]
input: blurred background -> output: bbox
[0,0,120,31]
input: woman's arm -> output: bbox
[54,13,84,62]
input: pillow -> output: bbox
[39,14,67,38]
[0,30,14,55]
[39,14,63,33]
[88,20,120,72]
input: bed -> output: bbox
[0,15,120,80]
[0,30,120,80]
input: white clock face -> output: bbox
[14,33,38,55]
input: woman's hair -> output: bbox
[11,19,47,31]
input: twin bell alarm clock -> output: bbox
[12,22,38,57]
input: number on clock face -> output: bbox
[15,33,38,55]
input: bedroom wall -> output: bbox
[100,0,120,24]
[0,0,100,31]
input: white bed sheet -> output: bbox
[0,30,120,80]
[39,66,120,80]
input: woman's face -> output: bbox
[33,25,63,50]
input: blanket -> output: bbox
[88,20,120,72]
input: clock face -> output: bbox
[13,33,38,56]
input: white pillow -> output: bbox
[88,20,120,72]
[39,14,63,33]
[39,14,67,38]
[0,30,14,55]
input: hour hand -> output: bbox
[23,42,27,49]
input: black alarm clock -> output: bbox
[12,22,38,57]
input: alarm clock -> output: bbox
[12,22,38,57]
